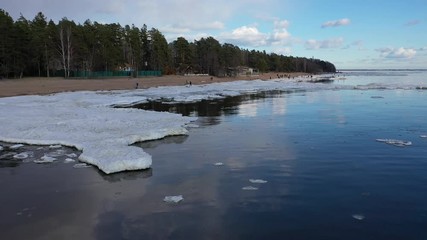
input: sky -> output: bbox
[2,0,427,69]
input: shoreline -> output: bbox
[0,72,307,98]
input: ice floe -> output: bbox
[66,153,78,158]
[34,155,57,163]
[0,146,3,151]
[73,163,91,168]
[163,195,184,203]
[0,91,196,174]
[64,158,76,163]
[420,135,427,138]
[249,179,268,184]
[10,144,24,149]
[214,162,224,166]
[376,139,412,147]
[352,214,365,221]
[242,186,259,191]
[13,152,30,159]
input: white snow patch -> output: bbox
[10,144,24,149]
[376,139,412,147]
[163,195,184,203]
[242,186,259,191]
[249,179,268,184]
[214,162,224,166]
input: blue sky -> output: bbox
[2,0,426,69]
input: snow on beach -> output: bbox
[0,76,425,174]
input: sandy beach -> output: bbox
[0,72,305,98]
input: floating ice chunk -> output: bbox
[10,144,24,149]
[376,139,412,147]
[242,186,259,191]
[34,155,57,163]
[420,135,427,138]
[46,149,67,157]
[66,153,78,158]
[73,163,91,168]
[64,158,76,163]
[352,214,365,221]
[163,195,183,203]
[249,179,268,184]
[214,162,224,166]
[0,146,3,151]
[49,144,62,149]
[186,123,199,128]
[13,152,29,159]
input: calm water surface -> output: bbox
[1,71,427,239]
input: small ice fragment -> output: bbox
[242,186,258,191]
[163,195,184,203]
[10,144,24,149]
[214,162,224,166]
[186,123,199,128]
[49,145,62,149]
[420,135,427,138]
[64,158,76,163]
[249,179,268,184]
[352,214,365,221]
[34,155,57,163]
[13,152,29,159]
[47,149,67,157]
[0,146,3,151]
[376,139,412,147]
[73,163,91,168]
[66,153,78,158]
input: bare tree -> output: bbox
[59,25,72,78]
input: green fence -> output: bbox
[54,70,162,78]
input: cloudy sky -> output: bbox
[2,0,426,69]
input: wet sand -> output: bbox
[0,72,305,98]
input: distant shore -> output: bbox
[0,72,307,98]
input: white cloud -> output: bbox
[305,38,344,50]
[321,18,351,28]
[222,26,268,47]
[376,47,417,59]
[274,19,290,29]
[220,17,293,48]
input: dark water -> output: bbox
[1,78,427,239]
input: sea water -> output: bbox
[1,70,427,239]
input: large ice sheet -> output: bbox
[0,91,195,174]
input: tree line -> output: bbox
[0,9,336,79]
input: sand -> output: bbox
[0,72,306,98]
